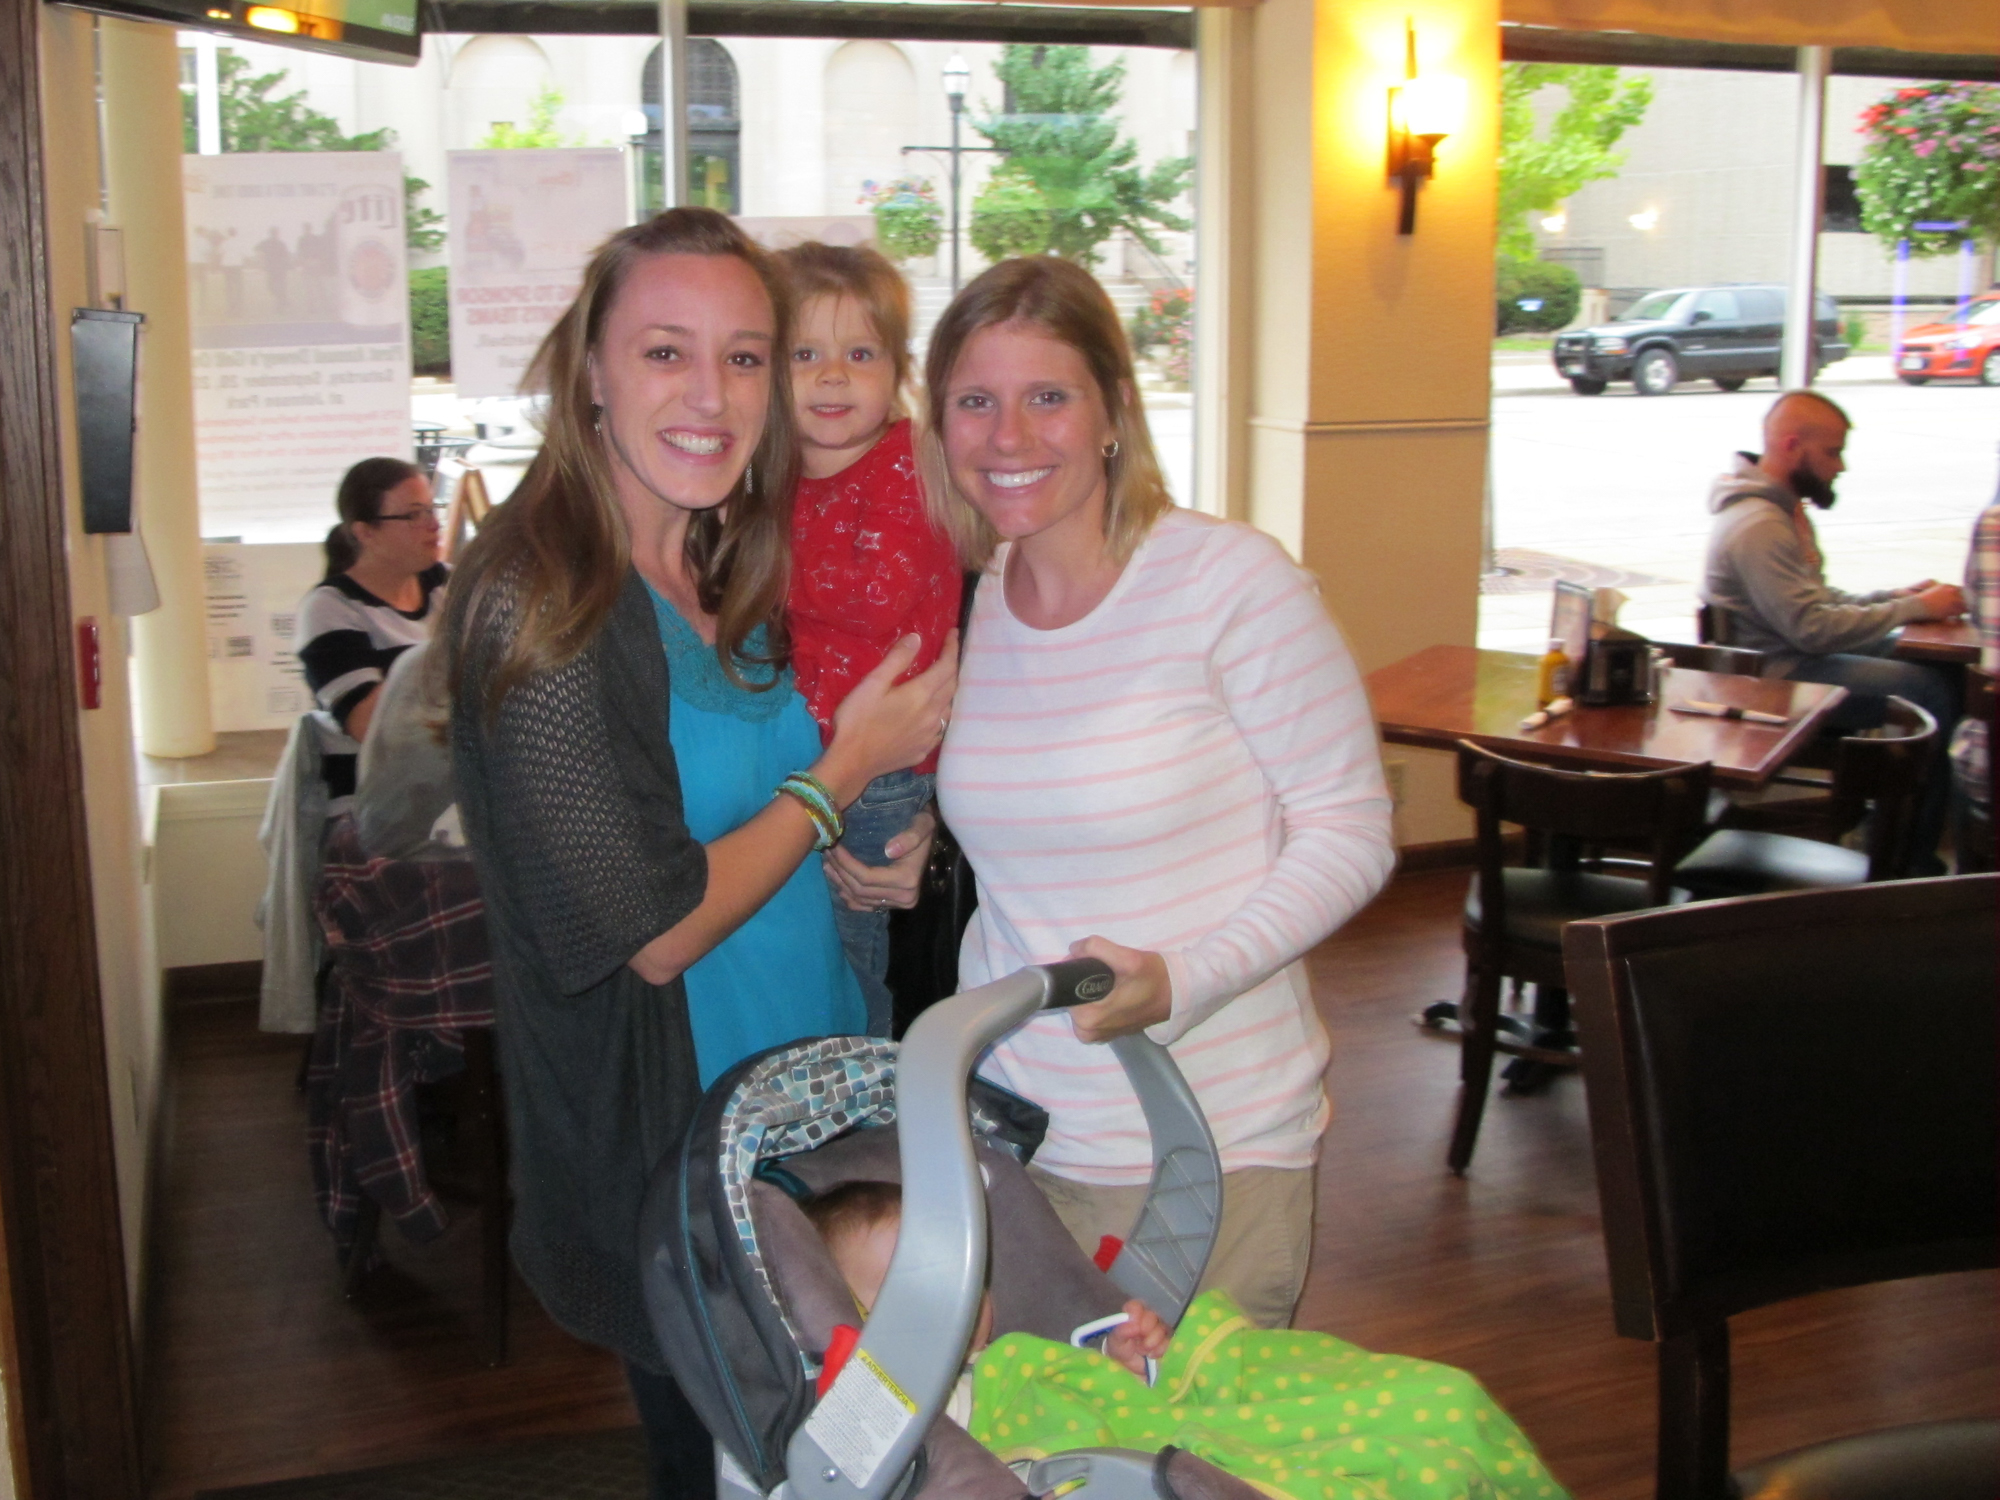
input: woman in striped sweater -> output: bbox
[924,259,1395,1329]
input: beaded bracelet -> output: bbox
[775,771,843,852]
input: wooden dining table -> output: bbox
[1893,620,1980,665]
[1367,644,1849,787]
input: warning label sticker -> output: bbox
[801,1348,918,1490]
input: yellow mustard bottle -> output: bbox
[1535,638,1571,707]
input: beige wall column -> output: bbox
[1238,0,1497,846]
[100,18,215,759]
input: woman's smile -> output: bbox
[984,466,1056,490]
[661,427,730,459]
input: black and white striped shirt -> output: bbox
[296,565,449,792]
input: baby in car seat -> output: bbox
[804,1181,1571,1500]
[804,1180,1169,1381]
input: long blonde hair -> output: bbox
[919,256,1172,569]
[446,208,798,717]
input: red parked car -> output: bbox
[1896,295,2000,386]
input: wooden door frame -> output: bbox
[0,0,146,1493]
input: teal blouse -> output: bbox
[646,585,866,1086]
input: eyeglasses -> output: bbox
[376,505,444,525]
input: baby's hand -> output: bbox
[1102,1300,1169,1376]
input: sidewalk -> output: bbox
[1493,352,1899,396]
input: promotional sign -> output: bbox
[446,148,630,399]
[202,542,325,732]
[184,151,411,543]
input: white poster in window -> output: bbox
[183,152,412,545]
[202,542,325,732]
[447,148,631,399]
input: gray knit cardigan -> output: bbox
[451,566,707,1371]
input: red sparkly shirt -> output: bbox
[786,419,961,772]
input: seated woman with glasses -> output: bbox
[297,457,449,792]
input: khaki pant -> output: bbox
[1028,1164,1314,1330]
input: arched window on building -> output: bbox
[823,41,918,218]
[637,39,741,214]
[448,35,554,150]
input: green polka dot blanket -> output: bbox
[967,1291,1567,1500]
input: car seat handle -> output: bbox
[1040,957,1116,1008]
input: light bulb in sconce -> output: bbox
[1540,211,1568,235]
[1629,208,1660,232]
[1390,74,1467,141]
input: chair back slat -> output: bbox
[1564,876,2000,1344]
[1653,641,1765,677]
[1458,742,1711,915]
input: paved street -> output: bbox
[1483,357,2000,651]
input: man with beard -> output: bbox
[1701,389,1963,872]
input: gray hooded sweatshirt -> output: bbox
[1699,452,1926,676]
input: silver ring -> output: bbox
[938,715,949,736]
[874,899,888,912]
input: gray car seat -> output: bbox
[640,960,1263,1500]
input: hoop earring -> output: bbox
[1102,439,1120,459]
[744,462,755,495]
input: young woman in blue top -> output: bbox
[444,209,954,1500]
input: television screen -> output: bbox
[52,0,420,65]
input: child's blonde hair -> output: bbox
[774,241,915,416]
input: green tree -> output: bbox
[970,45,1191,267]
[480,86,579,149]
[181,48,445,253]
[1854,83,2000,262]
[1497,62,1652,262]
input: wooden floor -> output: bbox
[141,869,1997,1499]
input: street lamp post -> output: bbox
[943,53,969,292]
[903,53,999,295]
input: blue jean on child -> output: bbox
[832,768,935,1037]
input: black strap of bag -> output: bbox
[883,572,981,1036]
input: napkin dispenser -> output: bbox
[1576,634,1656,707]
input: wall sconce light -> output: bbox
[1628,208,1660,232]
[1540,210,1567,235]
[1387,19,1466,235]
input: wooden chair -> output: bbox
[1442,742,1711,1174]
[1695,603,1730,645]
[1955,666,1994,873]
[1675,696,1936,896]
[1562,877,2000,1500]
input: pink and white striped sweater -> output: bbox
[940,508,1395,1185]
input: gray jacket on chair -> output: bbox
[1699,452,1928,676]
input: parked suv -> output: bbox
[1551,284,1849,396]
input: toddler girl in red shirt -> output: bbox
[778,242,961,1036]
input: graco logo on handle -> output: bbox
[1073,973,1114,1003]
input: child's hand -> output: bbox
[1102,1300,1169,1376]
